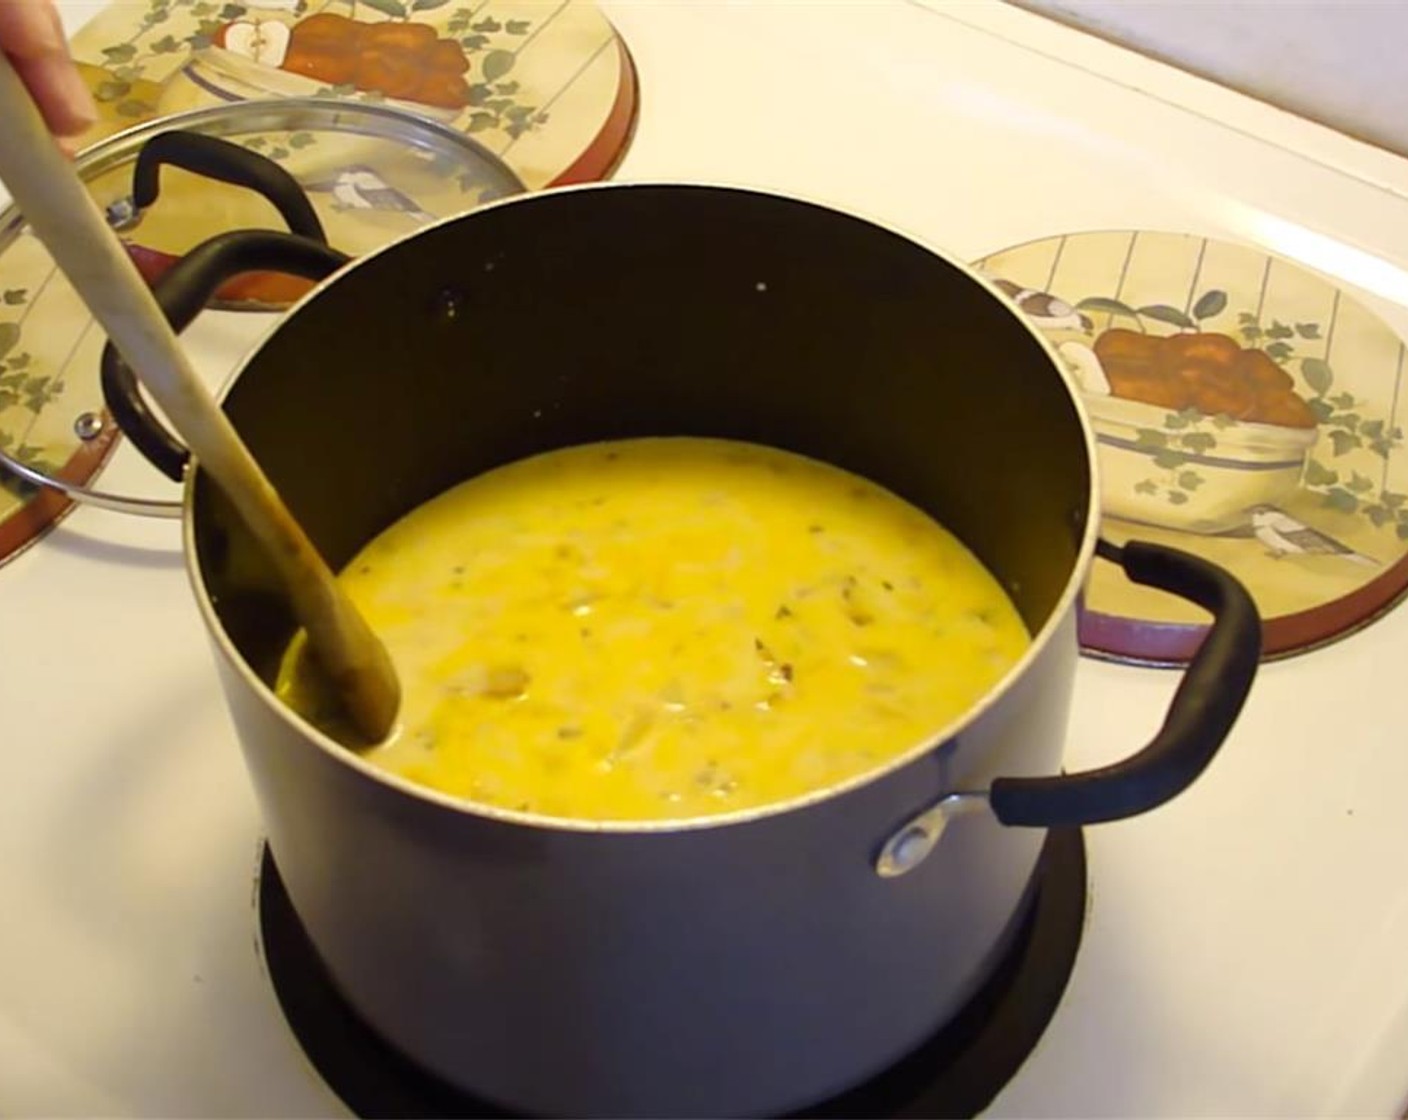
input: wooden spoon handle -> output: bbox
[0,54,399,742]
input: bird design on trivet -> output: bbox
[1220,504,1381,566]
[984,276,1093,332]
[305,166,437,223]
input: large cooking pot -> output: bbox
[109,184,1259,1117]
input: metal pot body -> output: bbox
[189,184,1098,1116]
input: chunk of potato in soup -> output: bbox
[276,438,1030,821]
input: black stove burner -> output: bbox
[257,828,1086,1119]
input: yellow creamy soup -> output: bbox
[276,439,1030,821]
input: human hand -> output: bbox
[0,0,97,149]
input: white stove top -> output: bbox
[5,2,1408,1115]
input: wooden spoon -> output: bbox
[0,54,400,743]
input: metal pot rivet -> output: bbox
[878,824,934,878]
[73,412,104,440]
[104,197,139,231]
[875,792,989,878]
[435,288,465,322]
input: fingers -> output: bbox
[10,50,98,136]
[0,0,97,137]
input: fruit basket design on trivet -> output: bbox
[977,229,1408,663]
[68,0,639,191]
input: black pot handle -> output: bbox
[129,131,326,243]
[876,539,1259,877]
[101,229,351,481]
[990,539,1260,826]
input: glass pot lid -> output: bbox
[0,98,526,531]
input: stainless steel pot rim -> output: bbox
[182,179,1104,835]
